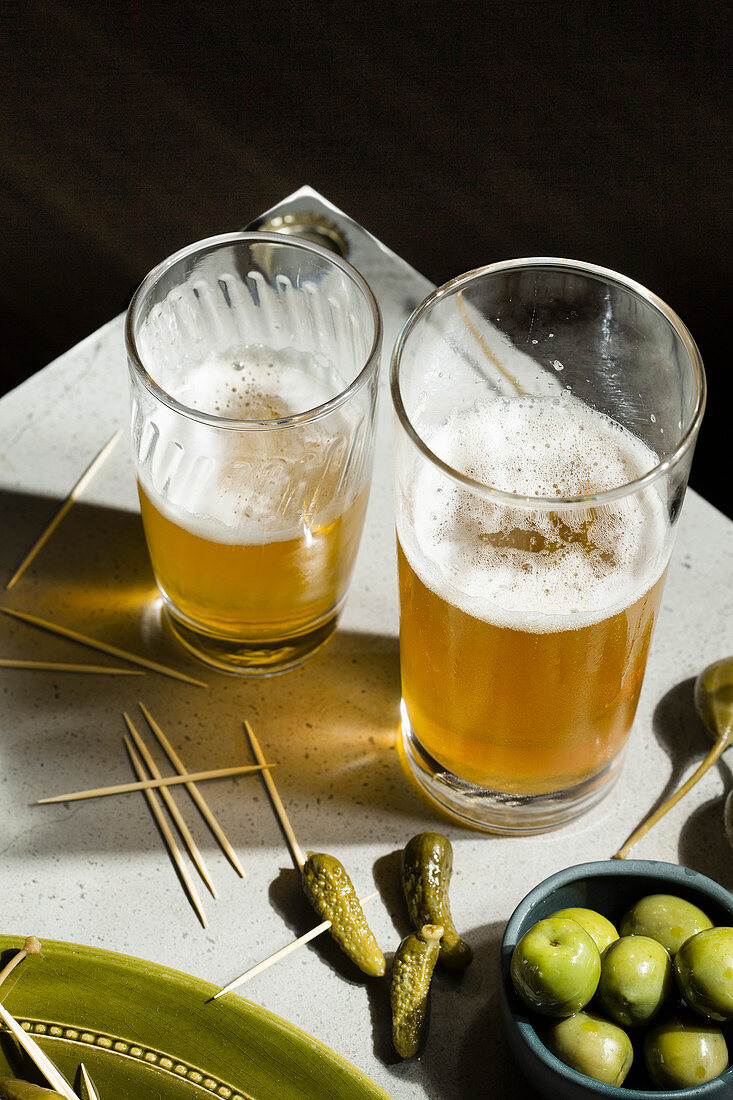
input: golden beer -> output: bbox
[139,483,369,645]
[135,353,375,670]
[396,393,670,803]
[127,230,381,674]
[391,257,704,830]
[397,542,665,794]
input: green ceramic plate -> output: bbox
[0,936,393,1099]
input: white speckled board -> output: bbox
[1,189,731,1099]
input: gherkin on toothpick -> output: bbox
[242,720,385,978]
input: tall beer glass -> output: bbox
[126,232,382,675]
[391,258,705,833]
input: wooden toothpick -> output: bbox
[37,762,272,804]
[6,428,122,591]
[243,719,306,870]
[212,891,379,999]
[123,712,218,899]
[0,658,142,675]
[0,606,207,688]
[0,1002,78,1099]
[124,734,208,928]
[139,702,246,878]
[78,1063,100,1100]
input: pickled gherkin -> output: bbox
[401,831,473,970]
[301,852,385,976]
[391,923,443,1058]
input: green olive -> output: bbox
[544,1010,633,1087]
[595,935,674,1027]
[0,1079,62,1098]
[675,926,733,1021]
[644,1010,729,1088]
[620,893,713,955]
[510,916,601,1017]
[550,907,619,953]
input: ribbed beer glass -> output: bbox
[126,232,381,675]
[391,258,705,833]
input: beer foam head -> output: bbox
[171,346,345,420]
[429,393,659,498]
[137,349,361,543]
[401,395,669,630]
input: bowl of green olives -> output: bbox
[499,860,733,1098]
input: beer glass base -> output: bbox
[163,607,339,678]
[401,708,625,835]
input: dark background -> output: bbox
[3,1,730,516]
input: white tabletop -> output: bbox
[1,188,732,1099]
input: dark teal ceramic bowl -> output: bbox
[499,860,733,1099]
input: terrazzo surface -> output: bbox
[1,189,731,1099]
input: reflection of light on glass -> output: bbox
[46,578,158,619]
[328,719,399,781]
[338,751,388,775]
[140,596,164,647]
[395,710,412,775]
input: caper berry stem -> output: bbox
[613,731,731,859]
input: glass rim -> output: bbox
[125,230,383,431]
[390,256,707,509]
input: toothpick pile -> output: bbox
[0,429,206,685]
[0,606,207,686]
[2,433,376,969]
[39,704,275,928]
